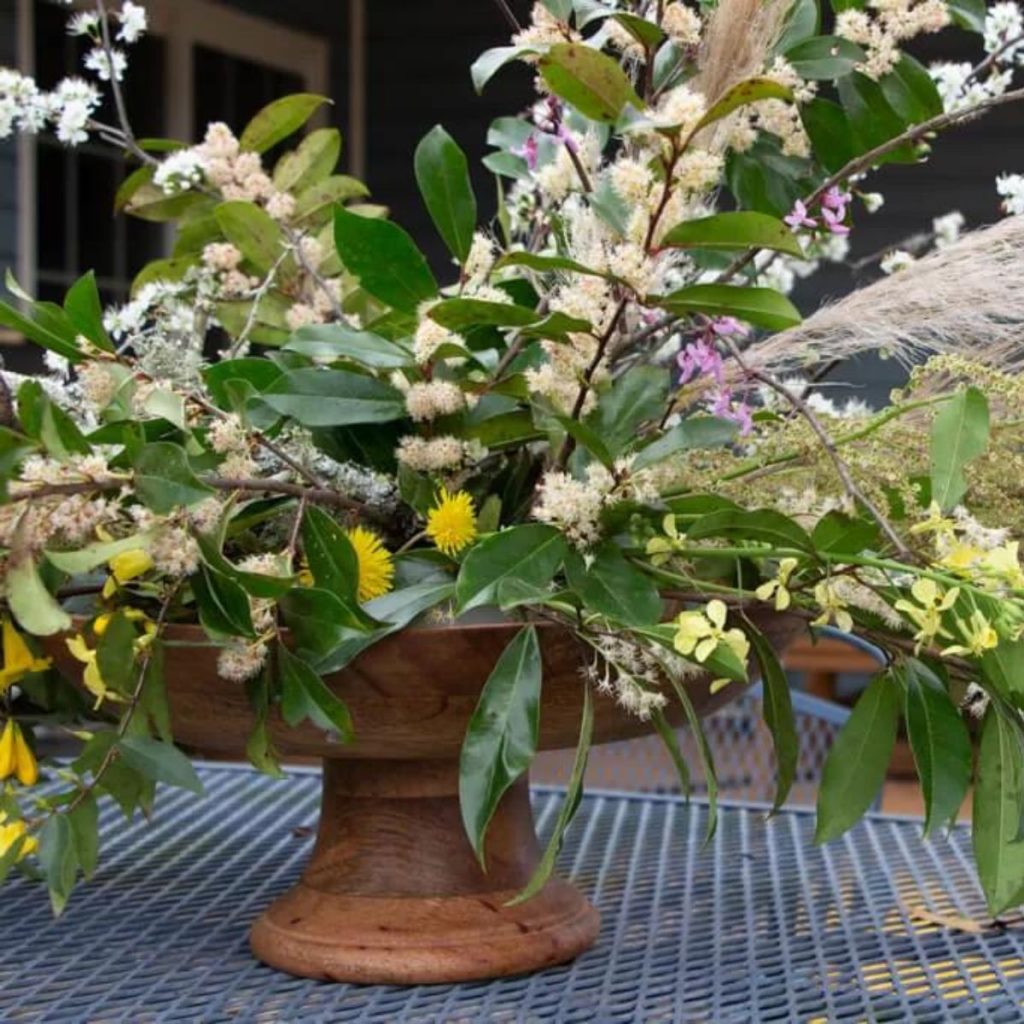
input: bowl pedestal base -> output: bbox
[249,759,600,985]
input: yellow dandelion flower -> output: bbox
[0,618,51,695]
[346,526,395,602]
[426,489,478,557]
[0,720,38,787]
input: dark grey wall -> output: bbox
[0,0,19,279]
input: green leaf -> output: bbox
[46,532,154,576]
[96,612,139,696]
[661,211,803,256]
[612,12,665,49]
[414,125,478,264]
[118,736,204,795]
[471,45,541,94]
[459,626,543,863]
[245,670,284,778]
[554,415,614,467]
[838,72,918,164]
[974,709,1024,915]
[688,507,814,552]
[262,368,407,428]
[67,796,100,879]
[273,128,342,193]
[334,207,438,313]
[509,682,593,905]
[64,272,114,352]
[693,78,793,134]
[193,565,257,638]
[815,672,900,843]
[903,659,971,837]
[632,417,737,470]
[565,544,662,626]
[5,556,71,636]
[881,55,943,123]
[0,298,82,363]
[239,93,329,153]
[301,505,359,604]
[134,442,215,513]
[293,175,371,225]
[668,674,719,843]
[947,0,986,31]
[591,365,670,456]
[214,201,287,277]
[280,586,377,657]
[278,644,354,741]
[654,284,802,331]
[285,324,412,369]
[747,626,798,811]
[930,386,990,511]
[429,298,540,331]
[811,511,880,556]
[137,642,172,742]
[775,0,821,52]
[650,705,691,797]
[39,815,77,915]
[539,42,643,122]
[784,35,865,79]
[455,525,568,612]
[494,251,619,282]
[801,98,857,173]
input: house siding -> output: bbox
[0,0,19,281]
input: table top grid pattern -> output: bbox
[2,764,1023,1023]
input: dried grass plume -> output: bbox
[752,217,1024,374]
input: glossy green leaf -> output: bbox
[273,128,342,193]
[471,45,541,94]
[134,443,215,513]
[193,565,257,639]
[669,674,719,843]
[661,211,803,256]
[591,365,670,456]
[655,284,802,331]
[612,12,665,48]
[815,672,900,843]
[293,174,370,225]
[509,682,593,904]
[801,98,857,173]
[838,72,918,164]
[118,736,204,794]
[5,555,71,636]
[784,35,865,79]
[459,625,543,863]
[811,511,880,556]
[456,524,568,612]
[688,507,813,552]
[64,272,114,352]
[214,201,287,277]
[881,55,943,123]
[195,534,295,600]
[67,797,100,880]
[632,417,737,470]
[39,815,77,915]
[429,298,540,331]
[245,671,285,778]
[279,586,377,658]
[566,544,662,626]
[278,643,354,741]
[930,386,989,511]
[334,207,438,313]
[285,324,412,369]
[262,368,406,427]
[974,709,1024,915]
[692,78,793,135]
[415,125,478,263]
[775,0,821,52]
[947,0,986,31]
[494,250,620,282]
[650,705,691,797]
[0,298,82,363]
[539,42,643,122]
[96,612,139,696]
[301,505,359,604]
[239,93,329,154]
[903,659,971,837]
[748,626,798,811]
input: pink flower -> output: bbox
[514,134,539,171]
[710,390,754,436]
[677,339,724,386]
[821,186,852,215]
[821,206,850,236]
[784,199,816,230]
[710,316,748,338]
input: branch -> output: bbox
[492,0,522,33]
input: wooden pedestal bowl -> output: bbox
[49,610,801,985]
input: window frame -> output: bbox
[12,0,330,301]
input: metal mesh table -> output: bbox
[2,764,1022,1023]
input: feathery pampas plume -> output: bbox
[751,217,1024,373]
[694,0,792,104]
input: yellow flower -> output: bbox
[0,720,38,787]
[65,635,125,709]
[894,578,959,652]
[812,580,854,633]
[755,557,799,611]
[942,610,1000,659]
[0,814,37,862]
[102,548,155,599]
[646,514,685,566]
[673,599,750,665]
[981,542,1024,590]
[0,618,51,695]
[347,526,395,602]
[426,489,478,557]
[910,502,957,540]
[937,542,985,574]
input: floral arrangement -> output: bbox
[2,0,1024,918]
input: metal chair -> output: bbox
[532,630,887,807]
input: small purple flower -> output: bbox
[709,316,748,338]
[821,186,852,214]
[710,390,754,436]
[821,206,850,236]
[730,401,754,436]
[784,199,816,230]
[514,133,539,171]
[677,339,724,386]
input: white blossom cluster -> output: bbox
[996,173,1024,214]
[837,0,950,81]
